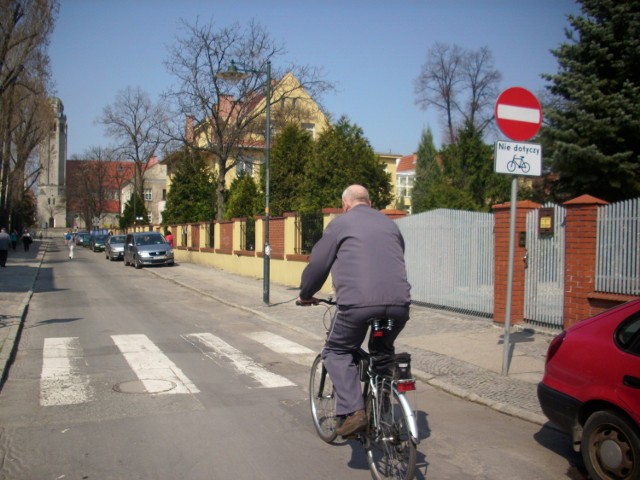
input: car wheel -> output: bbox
[134,256,143,269]
[582,410,640,480]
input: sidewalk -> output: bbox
[0,239,553,426]
[0,239,46,386]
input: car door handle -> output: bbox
[623,375,640,389]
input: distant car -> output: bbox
[105,234,126,261]
[75,232,90,247]
[90,234,108,252]
[537,299,640,480]
[123,232,174,269]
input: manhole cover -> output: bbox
[113,379,177,394]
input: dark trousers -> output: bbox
[0,249,7,267]
[322,305,409,416]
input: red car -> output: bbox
[538,298,640,480]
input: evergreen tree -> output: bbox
[120,193,150,228]
[224,174,261,220]
[302,116,392,211]
[427,122,510,211]
[411,128,439,213]
[540,0,640,202]
[162,151,217,223]
[267,123,314,216]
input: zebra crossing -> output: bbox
[39,331,318,406]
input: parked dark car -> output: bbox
[74,232,90,247]
[90,234,108,252]
[537,299,640,480]
[123,232,174,269]
[105,234,126,261]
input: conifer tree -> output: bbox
[540,0,640,201]
[267,123,313,216]
[162,151,216,223]
[302,116,392,211]
[411,128,439,213]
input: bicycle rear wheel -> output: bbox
[309,354,338,443]
[365,387,417,480]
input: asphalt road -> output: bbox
[0,242,585,479]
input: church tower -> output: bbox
[37,97,67,229]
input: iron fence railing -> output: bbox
[597,198,640,296]
[296,213,323,255]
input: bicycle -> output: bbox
[304,298,419,480]
[506,154,530,173]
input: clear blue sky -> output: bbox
[49,0,581,158]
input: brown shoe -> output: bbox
[335,409,367,436]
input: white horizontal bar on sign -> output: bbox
[185,333,295,388]
[112,334,199,394]
[497,104,540,124]
[41,337,94,406]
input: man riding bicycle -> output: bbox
[298,184,411,437]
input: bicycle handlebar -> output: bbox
[296,297,336,306]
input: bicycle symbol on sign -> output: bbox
[506,155,530,174]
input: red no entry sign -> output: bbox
[495,87,542,141]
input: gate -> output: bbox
[524,204,566,329]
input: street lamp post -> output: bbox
[218,60,272,305]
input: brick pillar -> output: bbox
[563,194,608,328]
[493,200,541,325]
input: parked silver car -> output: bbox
[123,232,174,269]
[105,234,126,261]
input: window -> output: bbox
[144,189,152,201]
[162,189,166,201]
[236,156,254,176]
[617,312,640,355]
[301,123,316,139]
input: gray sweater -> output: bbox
[300,205,411,308]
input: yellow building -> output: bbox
[188,71,330,193]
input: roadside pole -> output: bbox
[494,87,543,376]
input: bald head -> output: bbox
[342,185,371,212]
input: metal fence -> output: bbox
[524,204,566,329]
[396,209,494,316]
[296,213,323,255]
[241,218,255,251]
[597,198,640,295]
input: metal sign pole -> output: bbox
[502,175,518,376]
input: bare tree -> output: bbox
[0,0,58,227]
[66,147,119,228]
[97,86,169,203]
[414,43,501,145]
[164,18,333,220]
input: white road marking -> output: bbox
[496,104,541,124]
[245,331,317,365]
[41,337,94,406]
[184,333,295,388]
[112,334,199,394]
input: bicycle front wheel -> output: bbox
[366,387,417,480]
[309,354,338,443]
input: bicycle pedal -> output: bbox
[341,433,359,440]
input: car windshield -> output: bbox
[135,234,166,246]
[111,235,126,244]
[96,235,107,241]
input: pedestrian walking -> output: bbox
[21,229,32,252]
[10,229,17,250]
[165,229,174,248]
[0,227,10,268]
[65,230,74,259]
